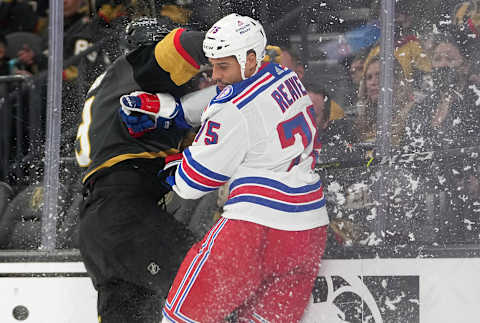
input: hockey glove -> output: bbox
[120,91,177,135]
[120,91,192,137]
[158,153,183,189]
[119,108,156,138]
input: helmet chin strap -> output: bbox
[241,64,248,80]
[238,57,248,80]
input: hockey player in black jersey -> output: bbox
[75,18,216,323]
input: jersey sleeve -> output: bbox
[180,86,218,127]
[173,103,248,199]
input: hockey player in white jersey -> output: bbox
[162,13,329,323]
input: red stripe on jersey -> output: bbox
[232,73,273,104]
[228,185,323,203]
[181,159,225,188]
[173,29,200,69]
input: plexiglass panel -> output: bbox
[0,0,478,259]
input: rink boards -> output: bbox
[0,258,479,323]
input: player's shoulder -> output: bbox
[202,93,238,124]
[210,63,291,106]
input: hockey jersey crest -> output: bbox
[213,85,235,102]
[174,63,328,231]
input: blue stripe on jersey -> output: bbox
[210,63,291,106]
[229,176,322,193]
[236,70,291,109]
[178,165,218,192]
[234,63,276,91]
[183,149,230,182]
[162,310,180,323]
[224,195,326,212]
[209,63,276,106]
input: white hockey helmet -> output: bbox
[203,13,267,79]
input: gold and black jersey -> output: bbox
[74,28,206,183]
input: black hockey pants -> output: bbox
[78,160,196,323]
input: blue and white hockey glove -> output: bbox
[120,91,190,137]
[158,153,183,189]
[172,101,192,130]
[119,108,157,138]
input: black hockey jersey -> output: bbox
[75,28,207,183]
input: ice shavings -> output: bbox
[328,181,346,206]
[438,175,446,185]
[384,292,406,311]
[405,209,414,219]
[464,219,475,231]
[469,84,480,106]
[366,207,377,221]
[359,232,382,246]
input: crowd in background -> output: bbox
[0,0,479,253]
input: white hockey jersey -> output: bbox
[172,63,328,231]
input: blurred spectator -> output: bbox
[403,31,480,152]
[1,0,125,201]
[451,0,480,85]
[17,0,93,74]
[279,44,306,80]
[350,53,366,88]
[364,0,432,91]
[15,0,127,79]
[264,43,306,79]
[10,42,39,76]
[15,0,120,156]
[344,51,367,107]
[264,43,307,80]
[305,80,359,165]
[400,29,480,246]
[307,85,329,131]
[353,54,415,147]
[305,81,345,132]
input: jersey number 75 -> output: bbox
[276,105,317,170]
